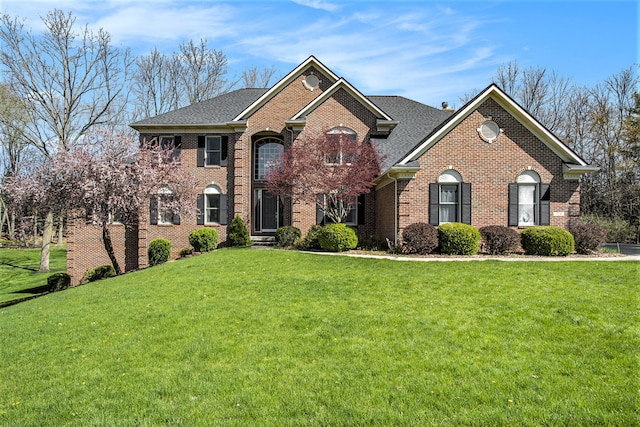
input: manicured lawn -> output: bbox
[0,246,67,303]
[0,249,637,426]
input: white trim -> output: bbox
[399,84,588,168]
[290,78,393,121]
[233,56,339,121]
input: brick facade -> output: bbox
[67,57,590,284]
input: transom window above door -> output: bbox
[254,137,284,181]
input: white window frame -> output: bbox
[204,185,221,225]
[325,127,357,165]
[438,170,462,224]
[157,186,174,225]
[517,171,540,227]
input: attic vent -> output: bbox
[477,120,502,143]
[303,74,319,91]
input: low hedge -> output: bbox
[148,238,172,266]
[402,222,438,254]
[479,225,520,255]
[47,272,71,292]
[275,226,301,247]
[84,265,116,283]
[570,223,607,254]
[521,226,574,256]
[296,225,323,250]
[317,223,358,252]
[188,228,219,252]
[438,223,480,255]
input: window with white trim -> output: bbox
[156,186,176,225]
[205,185,221,224]
[429,170,471,226]
[325,127,357,165]
[517,171,539,226]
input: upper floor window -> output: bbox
[325,127,357,165]
[197,135,228,167]
[254,137,284,181]
[158,135,181,162]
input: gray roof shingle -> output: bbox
[131,88,269,126]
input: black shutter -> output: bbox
[539,184,551,225]
[173,135,182,162]
[196,194,204,225]
[172,213,181,225]
[220,136,228,167]
[508,183,518,226]
[429,183,439,226]
[150,196,158,225]
[357,194,366,225]
[316,195,325,225]
[197,136,205,167]
[220,194,228,225]
[461,183,472,225]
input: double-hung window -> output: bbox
[509,171,550,226]
[150,186,180,225]
[197,185,228,225]
[197,135,228,167]
[429,170,471,225]
[325,127,357,165]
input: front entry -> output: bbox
[253,189,282,233]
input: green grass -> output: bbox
[0,246,67,303]
[0,249,638,426]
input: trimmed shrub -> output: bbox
[296,225,323,250]
[401,222,438,254]
[228,215,252,247]
[84,265,116,282]
[570,223,607,254]
[188,228,219,252]
[438,223,480,255]
[275,226,301,247]
[479,225,520,255]
[521,226,574,256]
[148,238,172,266]
[47,272,71,292]
[179,246,194,258]
[317,223,358,252]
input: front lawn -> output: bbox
[0,249,637,426]
[0,246,66,303]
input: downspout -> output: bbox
[386,173,398,247]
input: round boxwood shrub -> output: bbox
[317,223,358,252]
[148,238,172,266]
[296,225,323,250]
[275,226,301,247]
[521,226,575,256]
[47,272,71,292]
[228,215,252,247]
[479,225,521,255]
[84,265,116,283]
[570,223,607,254]
[401,222,438,254]
[188,227,219,252]
[438,223,481,255]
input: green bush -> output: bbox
[47,272,71,292]
[188,228,219,252]
[179,246,194,258]
[317,223,358,252]
[148,238,172,266]
[275,226,301,247]
[296,225,323,251]
[479,225,521,255]
[84,265,116,283]
[228,215,252,247]
[438,223,480,255]
[521,226,575,256]
[402,222,438,254]
[580,214,635,243]
[570,223,608,254]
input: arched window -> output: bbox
[516,171,540,226]
[254,137,284,180]
[151,186,179,225]
[326,126,357,165]
[197,184,228,225]
[429,170,471,225]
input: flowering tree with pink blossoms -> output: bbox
[3,129,197,274]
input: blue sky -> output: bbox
[0,0,637,107]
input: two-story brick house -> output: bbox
[67,56,596,283]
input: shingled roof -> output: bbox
[131,88,269,127]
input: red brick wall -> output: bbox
[397,97,580,237]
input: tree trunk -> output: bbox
[57,213,64,246]
[39,211,54,272]
[102,224,122,275]
[8,210,15,241]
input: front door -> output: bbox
[254,189,280,233]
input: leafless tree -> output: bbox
[132,48,182,118]
[0,9,132,270]
[241,65,278,88]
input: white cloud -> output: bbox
[290,0,341,12]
